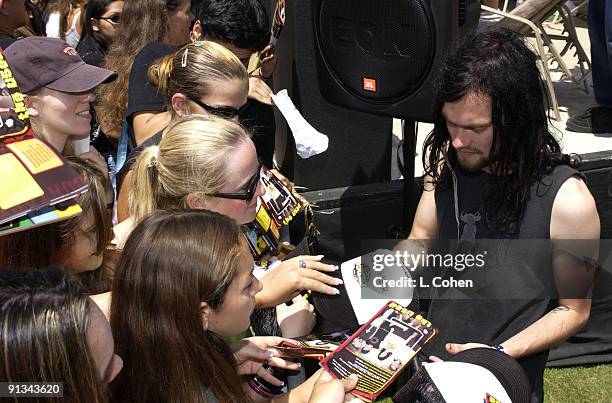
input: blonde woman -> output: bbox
[5,36,115,176]
[97,115,336,339]
[123,115,341,311]
[116,40,248,221]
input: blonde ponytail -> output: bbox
[147,41,248,112]
[147,53,175,94]
[128,114,251,223]
[128,145,161,222]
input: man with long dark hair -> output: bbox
[400,29,599,402]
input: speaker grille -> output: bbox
[316,0,435,102]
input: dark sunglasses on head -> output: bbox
[210,164,262,201]
[98,14,121,25]
[189,97,247,119]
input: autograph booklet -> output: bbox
[244,167,302,260]
[320,301,438,402]
[275,330,352,361]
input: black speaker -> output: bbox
[274,0,395,190]
[313,0,480,121]
[273,0,479,190]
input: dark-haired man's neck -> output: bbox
[0,0,22,43]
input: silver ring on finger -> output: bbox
[298,259,307,269]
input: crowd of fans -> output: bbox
[0,1,357,401]
[0,0,602,402]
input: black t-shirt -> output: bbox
[240,98,276,168]
[76,34,105,67]
[0,35,15,50]
[125,43,178,126]
[427,164,580,402]
[124,43,276,167]
[116,129,163,191]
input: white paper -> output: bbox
[340,254,413,325]
[272,89,328,159]
[71,135,90,154]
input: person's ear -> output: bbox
[171,93,190,117]
[190,19,202,42]
[90,18,100,32]
[23,95,39,117]
[105,354,124,384]
[200,301,211,331]
[185,192,206,209]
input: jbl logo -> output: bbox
[363,78,377,92]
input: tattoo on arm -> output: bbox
[551,305,571,313]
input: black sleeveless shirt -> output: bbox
[425,164,582,402]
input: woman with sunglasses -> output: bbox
[99,116,340,332]
[76,0,124,67]
[116,40,249,221]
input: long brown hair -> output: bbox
[110,209,249,402]
[128,114,250,222]
[148,40,248,111]
[0,158,112,290]
[47,0,84,41]
[97,0,183,135]
[423,29,562,233]
[0,267,108,403]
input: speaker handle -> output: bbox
[459,0,467,27]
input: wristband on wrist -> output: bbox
[493,344,507,354]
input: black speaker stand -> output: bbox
[402,120,418,233]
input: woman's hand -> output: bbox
[232,336,301,379]
[248,76,273,105]
[276,369,359,403]
[259,44,278,79]
[308,370,359,403]
[277,295,316,338]
[257,256,342,308]
[78,146,109,179]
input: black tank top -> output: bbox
[426,164,581,402]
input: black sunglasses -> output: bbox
[210,164,262,200]
[189,97,247,119]
[98,14,121,25]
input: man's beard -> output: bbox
[455,149,490,172]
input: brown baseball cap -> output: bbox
[4,36,117,94]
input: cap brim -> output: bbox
[45,63,117,93]
[284,239,361,332]
[448,348,532,403]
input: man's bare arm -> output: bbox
[394,175,438,254]
[498,177,599,358]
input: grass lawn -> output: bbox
[374,365,612,402]
[543,365,612,402]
